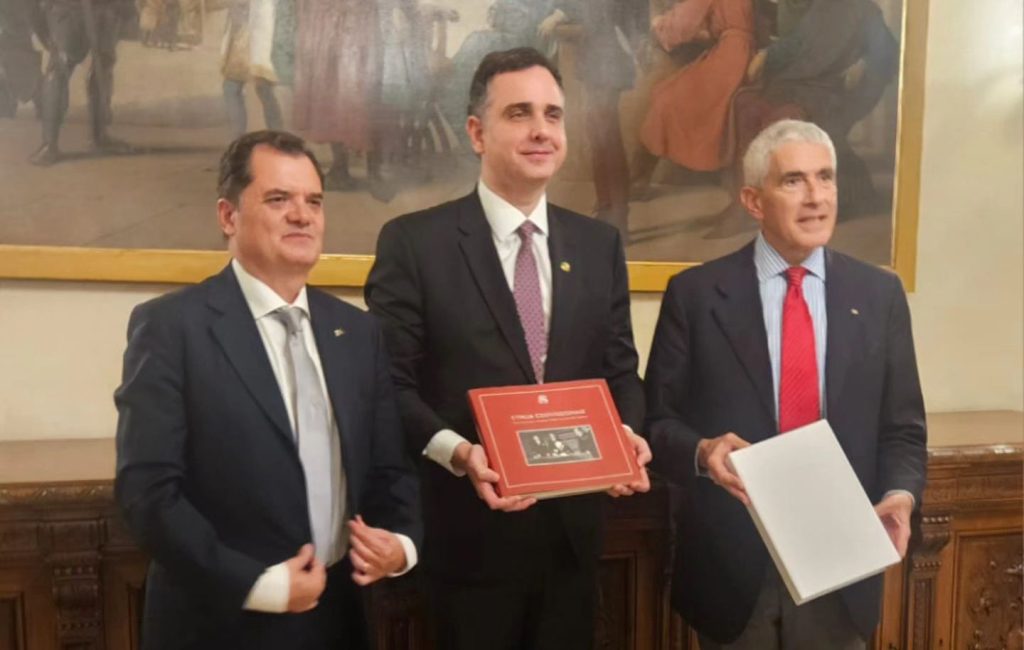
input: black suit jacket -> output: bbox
[365,191,644,580]
[644,242,926,643]
[114,265,421,650]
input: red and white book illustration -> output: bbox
[468,379,640,499]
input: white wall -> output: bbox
[1,0,1021,442]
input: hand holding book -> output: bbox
[451,441,538,512]
[698,432,751,505]
[874,492,913,557]
[606,430,652,497]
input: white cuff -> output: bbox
[424,429,470,476]
[242,562,289,613]
[882,488,916,508]
[390,533,419,577]
[694,446,710,478]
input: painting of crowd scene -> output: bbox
[0,0,906,266]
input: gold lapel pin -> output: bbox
[333,328,346,337]
[560,261,571,273]
[850,308,860,316]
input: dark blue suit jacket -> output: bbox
[365,192,644,582]
[644,242,926,643]
[114,264,421,650]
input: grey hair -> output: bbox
[742,120,837,188]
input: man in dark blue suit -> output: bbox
[366,48,650,650]
[114,130,421,650]
[645,119,926,649]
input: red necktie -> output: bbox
[778,267,820,433]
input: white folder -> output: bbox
[727,419,901,605]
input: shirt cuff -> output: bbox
[390,533,419,577]
[694,445,710,478]
[882,488,916,509]
[243,562,289,613]
[424,429,470,476]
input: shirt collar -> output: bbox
[231,258,310,321]
[753,232,826,283]
[477,178,548,241]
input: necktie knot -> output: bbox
[273,306,304,337]
[785,266,808,288]
[517,220,539,242]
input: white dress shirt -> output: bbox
[231,259,416,612]
[423,180,553,476]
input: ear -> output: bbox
[217,198,238,237]
[739,186,765,224]
[466,115,485,155]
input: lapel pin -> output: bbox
[333,327,345,337]
[560,261,571,273]
[850,308,860,316]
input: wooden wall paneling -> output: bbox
[1,430,1021,650]
[0,582,28,650]
[950,519,1024,650]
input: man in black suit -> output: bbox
[644,119,926,649]
[365,47,650,650]
[114,130,421,650]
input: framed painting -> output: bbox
[0,0,925,291]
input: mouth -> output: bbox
[521,150,554,162]
[797,214,829,226]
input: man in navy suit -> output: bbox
[644,119,926,649]
[114,130,421,650]
[366,47,650,650]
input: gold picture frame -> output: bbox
[0,0,927,292]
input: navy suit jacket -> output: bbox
[365,191,644,581]
[644,242,926,643]
[114,265,421,650]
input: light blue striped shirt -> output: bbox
[754,233,827,424]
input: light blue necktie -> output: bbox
[273,307,340,563]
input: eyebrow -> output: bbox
[502,102,563,115]
[780,167,834,180]
[262,188,324,201]
[503,102,533,114]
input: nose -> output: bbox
[804,179,824,205]
[286,198,313,225]
[529,114,550,141]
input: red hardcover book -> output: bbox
[468,379,640,499]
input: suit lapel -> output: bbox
[545,208,578,380]
[207,266,296,448]
[824,250,866,420]
[710,246,776,422]
[456,193,536,381]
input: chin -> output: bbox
[282,250,321,268]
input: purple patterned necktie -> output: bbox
[513,220,547,383]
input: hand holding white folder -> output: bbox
[726,420,901,605]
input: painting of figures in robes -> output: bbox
[0,0,924,288]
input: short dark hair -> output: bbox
[217,130,324,204]
[467,47,563,118]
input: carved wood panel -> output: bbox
[1,592,25,650]
[954,532,1024,650]
[0,439,1021,650]
[596,555,633,650]
[102,557,147,650]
